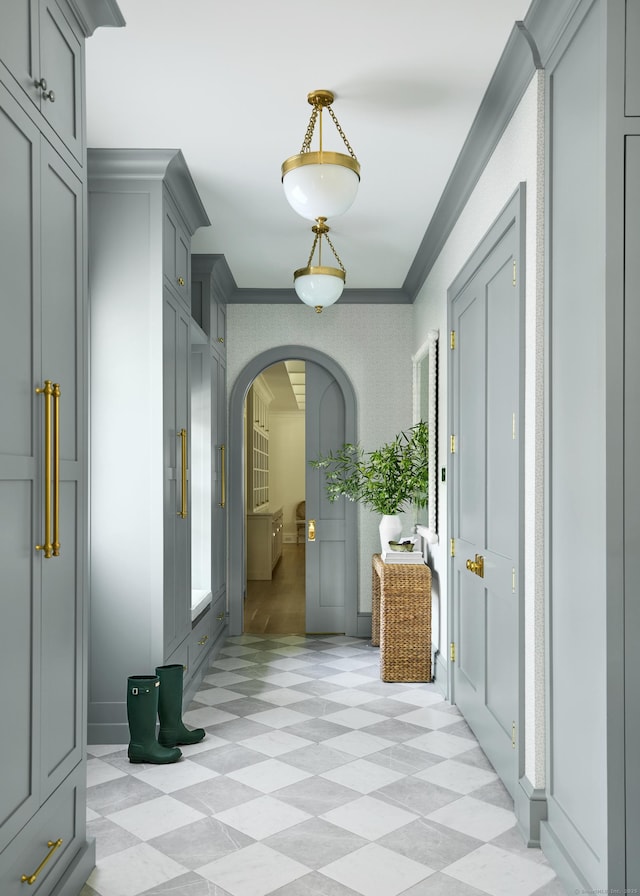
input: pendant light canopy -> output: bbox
[294,218,346,313]
[282,90,360,221]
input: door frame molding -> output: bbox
[228,345,358,637]
[446,184,542,841]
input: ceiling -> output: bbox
[85,0,531,296]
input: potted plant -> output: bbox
[310,421,429,553]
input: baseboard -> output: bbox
[515,776,548,846]
[52,838,96,896]
[540,820,591,894]
[87,626,229,744]
[356,612,372,638]
[432,647,448,698]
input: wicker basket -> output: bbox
[372,553,431,682]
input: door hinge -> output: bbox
[512,412,516,440]
[450,642,456,663]
[511,721,517,748]
[512,260,516,286]
[450,537,455,557]
[512,567,516,593]
[450,329,456,350]
[450,434,456,454]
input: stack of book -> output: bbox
[382,549,425,564]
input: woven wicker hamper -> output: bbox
[372,553,431,682]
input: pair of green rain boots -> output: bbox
[126,664,205,764]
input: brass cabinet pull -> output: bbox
[218,336,224,344]
[465,553,485,578]
[35,382,53,558]
[21,838,63,884]
[219,445,226,508]
[177,429,187,518]
[177,277,185,286]
[308,519,316,542]
[216,611,225,621]
[52,383,60,556]
[198,634,209,646]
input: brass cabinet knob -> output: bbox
[177,277,185,286]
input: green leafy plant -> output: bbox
[310,421,428,515]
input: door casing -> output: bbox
[228,346,358,636]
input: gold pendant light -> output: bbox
[282,90,361,221]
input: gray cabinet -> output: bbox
[87,149,210,743]
[0,2,123,894]
[0,0,84,163]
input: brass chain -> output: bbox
[301,107,319,154]
[300,102,358,160]
[306,231,320,267]
[327,106,358,160]
[324,232,346,273]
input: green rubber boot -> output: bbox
[127,675,182,764]
[156,664,206,747]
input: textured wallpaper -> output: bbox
[227,302,415,613]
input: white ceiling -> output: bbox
[85,0,531,294]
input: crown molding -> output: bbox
[403,0,581,301]
[228,287,411,305]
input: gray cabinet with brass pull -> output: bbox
[0,2,124,893]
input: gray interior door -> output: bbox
[451,223,520,796]
[305,361,349,633]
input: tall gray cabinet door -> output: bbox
[39,141,84,797]
[211,352,227,599]
[0,81,39,851]
[163,289,191,655]
[625,135,640,889]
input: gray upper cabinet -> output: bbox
[0,2,123,894]
[0,0,83,163]
[87,149,210,743]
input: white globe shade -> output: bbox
[282,152,360,221]
[294,266,345,309]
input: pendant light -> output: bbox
[294,218,346,313]
[282,90,360,221]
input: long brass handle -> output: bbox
[198,634,209,646]
[21,838,63,884]
[219,444,226,508]
[177,429,187,519]
[308,519,316,542]
[465,554,485,578]
[35,381,53,558]
[52,383,60,557]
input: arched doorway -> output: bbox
[228,346,358,636]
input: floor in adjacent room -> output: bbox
[81,545,566,896]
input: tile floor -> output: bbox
[81,635,567,896]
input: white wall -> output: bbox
[227,303,415,613]
[269,410,305,541]
[412,73,545,789]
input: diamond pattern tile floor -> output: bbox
[81,635,566,896]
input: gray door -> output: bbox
[451,223,520,796]
[305,361,350,633]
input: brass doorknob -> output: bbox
[308,519,316,541]
[465,554,485,578]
